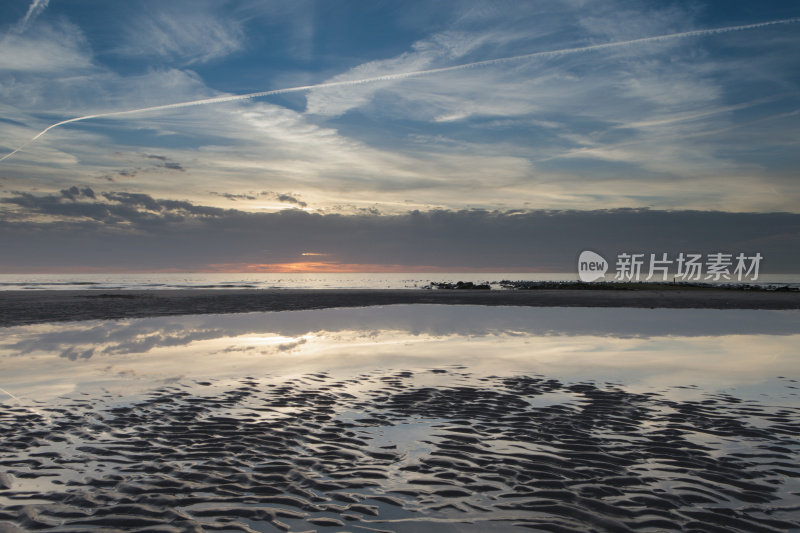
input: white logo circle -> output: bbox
[578,250,608,282]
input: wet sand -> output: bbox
[1,288,799,327]
[2,298,798,531]
[1,369,798,532]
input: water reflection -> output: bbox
[0,305,798,403]
[1,305,798,532]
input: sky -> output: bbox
[0,0,799,273]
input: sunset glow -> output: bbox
[206,262,529,274]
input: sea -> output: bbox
[0,272,799,290]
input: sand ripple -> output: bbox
[1,371,799,532]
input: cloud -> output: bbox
[0,66,214,173]
[99,192,224,217]
[0,189,227,225]
[100,192,163,212]
[211,192,259,201]
[4,77,797,214]
[274,193,306,208]
[233,0,316,61]
[0,1,798,219]
[60,186,95,200]
[295,3,800,206]
[12,0,50,34]
[0,191,798,272]
[0,20,92,72]
[276,338,307,352]
[304,25,534,118]
[177,102,537,212]
[210,191,307,207]
[164,162,183,171]
[303,2,706,120]
[115,3,243,64]
[3,318,234,360]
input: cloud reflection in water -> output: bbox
[0,305,798,403]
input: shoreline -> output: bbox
[1,288,799,327]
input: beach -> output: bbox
[3,0,800,530]
[1,287,799,327]
[3,367,799,532]
[1,301,799,532]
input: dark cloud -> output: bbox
[101,192,162,212]
[210,192,258,201]
[156,199,227,217]
[0,192,798,272]
[161,162,185,171]
[2,190,114,222]
[210,191,307,207]
[0,189,227,226]
[60,186,95,201]
[106,153,186,181]
[275,193,307,208]
[141,154,185,171]
[103,154,184,182]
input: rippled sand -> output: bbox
[2,368,798,532]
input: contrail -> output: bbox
[13,0,50,34]
[0,385,51,422]
[2,16,798,163]
[0,385,25,404]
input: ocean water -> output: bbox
[0,272,799,290]
[0,272,589,290]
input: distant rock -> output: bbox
[430,281,491,290]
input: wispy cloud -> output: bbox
[1,0,798,225]
[3,89,797,215]
[210,190,307,208]
[6,16,798,162]
[0,21,92,73]
[114,4,243,64]
[11,0,50,34]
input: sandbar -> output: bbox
[1,287,799,327]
